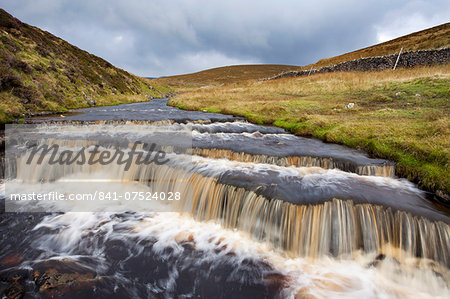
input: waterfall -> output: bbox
[180,180,449,267]
[7,144,449,268]
[191,148,395,177]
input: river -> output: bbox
[0,99,449,298]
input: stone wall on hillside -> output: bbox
[264,47,450,80]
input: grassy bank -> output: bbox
[169,65,450,197]
[0,80,172,124]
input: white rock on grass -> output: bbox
[344,102,355,109]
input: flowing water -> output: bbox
[0,99,449,298]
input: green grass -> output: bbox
[169,65,450,197]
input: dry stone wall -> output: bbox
[265,47,450,80]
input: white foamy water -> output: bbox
[32,211,449,298]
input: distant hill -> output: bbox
[159,23,450,85]
[156,64,301,86]
[0,9,171,123]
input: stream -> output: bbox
[0,99,449,298]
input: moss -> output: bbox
[0,110,14,123]
[203,106,221,113]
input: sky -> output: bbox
[1,1,449,77]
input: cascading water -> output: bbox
[1,99,449,298]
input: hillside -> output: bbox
[304,22,450,70]
[156,64,300,86]
[160,23,449,86]
[0,9,171,123]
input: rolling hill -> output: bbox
[159,22,450,85]
[156,64,301,86]
[0,8,171,123]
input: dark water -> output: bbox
[0,212,284,299]
[30,99,241,123]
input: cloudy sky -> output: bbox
[1,1,448,77]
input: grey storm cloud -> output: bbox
[1,0,449,76]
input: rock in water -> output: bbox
[32,259,99,297]
[4,276,25,299]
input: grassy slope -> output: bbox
[304,22,450,70]
[169,65,450,197]
[0,9,171,123]
[156,64,301,86]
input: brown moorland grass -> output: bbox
[168,64,450,197]
[156,64,301,86]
